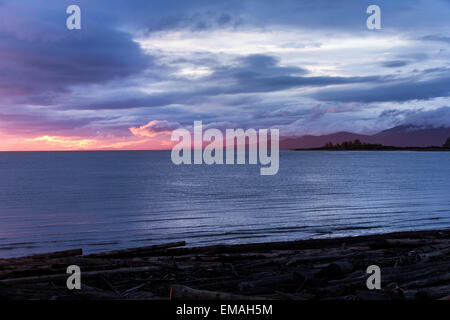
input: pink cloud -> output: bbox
[129,120,180,137]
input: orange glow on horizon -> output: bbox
[0,134,174,151]
[0,119,180,151]
[26,136,98,149]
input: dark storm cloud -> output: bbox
[0,111,104,135]
[0,0,447,110]
[0,0,153,107]
[71,54,389,110]
[191,54,389,95]
[29,0,442,39]
[313,73,450,103]
[0,27,151,105]
[422,35,450,44]
[107,0,449,32]
[381,60,411,68]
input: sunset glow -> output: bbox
[0,132,174,151]
[0,0,449,151]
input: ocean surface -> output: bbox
[0,150,449,258]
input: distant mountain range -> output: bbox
[280,125,450,149]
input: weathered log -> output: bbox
[238,273,294,292]
[354,290,402,300]
[387,264,450,285]
[0,257,165,280]
[274,291,315,300]
[372,239,441,249]
[170,284,264,300]
[0,284,120,300]
[0,266,161,285]
[30,248,83,260]
[122,283,146,295]
[85,241,186,258]
[286,254,345,266]
[0,228,448,300]
[402,273,450,289]
[406,284,450,299]
[416,248,450,262]
[0,249,83,265]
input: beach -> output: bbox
[1,229,449,300]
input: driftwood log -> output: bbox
[170,285,264,300]
[0,229,448,300]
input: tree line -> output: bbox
[323,136,450,150]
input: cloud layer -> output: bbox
[0,0,449,150]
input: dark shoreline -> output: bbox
[0,229,449,300]
[292,147,450,151]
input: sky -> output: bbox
[0,0,449,150]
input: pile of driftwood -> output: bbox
[0,229,449,300]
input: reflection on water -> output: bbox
[0,150,449,257]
